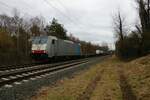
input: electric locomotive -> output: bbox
[31,35,81,61]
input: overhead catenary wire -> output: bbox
[0,0,85,29]
[43,0,76,24]
[54,0,104,29]
[0,0,112,33]
[0,0,83,31]
[56,0,81,22]
[52,0,94,29]
[43,0,85,28]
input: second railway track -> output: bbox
[0,58,90,88]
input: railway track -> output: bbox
[0,63,38,71]
[0,58,87,71]
[0,58,90,88]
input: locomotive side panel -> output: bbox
[56,39,80,56]
[75,43,81,56]
[47,36,58,58]
[57,39,70,56]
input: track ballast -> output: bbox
[0,58,89,88]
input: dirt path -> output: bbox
[118,68,137,100]
[77,70,104,100]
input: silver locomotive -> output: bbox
[31,36,81,60]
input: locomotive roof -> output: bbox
[48,36,58,40]
[63,40,74,44]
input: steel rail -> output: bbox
[0,59,89,87]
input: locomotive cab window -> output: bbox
[52,39,55,44]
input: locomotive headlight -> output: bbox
[43,50,47,53]
[32,50,35,53]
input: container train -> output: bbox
[31,36,82,61]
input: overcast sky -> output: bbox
[0,0,137,49]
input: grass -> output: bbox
[122,55,150,100]
[90,59,122,100]
[31,55,150,100]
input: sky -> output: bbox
[0,0,137,49]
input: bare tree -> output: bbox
[135,0,150,54]
[136,0,150,32]
[148,0,150,23]
[30,16,46,36]
[113,10,129,58]
[113,10,127,41]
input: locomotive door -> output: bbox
[53,39,58,56]
[51,39,57,57]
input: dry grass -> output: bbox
[122,55,150,100]
[90,59,122,100]
[31,55,150,100]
